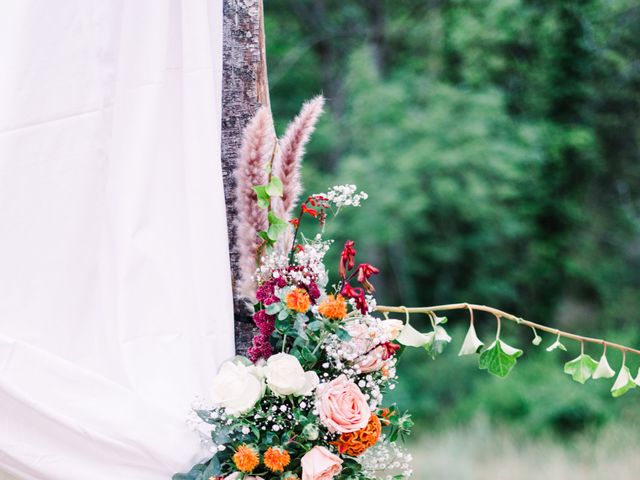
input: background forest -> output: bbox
[266,0,640,477]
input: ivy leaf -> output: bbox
[546,337,567,352]
[265,176,284,197]
[424,326,452,359]
[564,354,598,384]
[458,322,484,356]
[593,352,616,379]
[396,323,432,348]
[267,212,289,241]
[433,315,448,325]
[611,365,636,398]
[479,340,523,378]
[253,185,270,209]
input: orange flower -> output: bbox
[264,446,291,472]
[233,444,260,472]
[318,294,347,320]
[332,414,382,457]
[286,288,311,313]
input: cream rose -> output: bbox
[301,446,343,480]
[265,353,319,396]
[315,374,371,433]
[210,358,265,415]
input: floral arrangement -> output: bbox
[174,96,640,480]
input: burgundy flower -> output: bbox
[256,282,275,303]
[339,241,357,278]
[253,309,275,336]
[248,334,273,363]
[307,281,321,301]
[357,263,380,293]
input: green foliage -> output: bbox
[266,0,640,436]
[479,340,523,378]
[564,354,599,384]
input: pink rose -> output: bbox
[316,374,371,433]
[355,345,386,373]
[301,446,343,480]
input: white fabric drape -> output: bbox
[0,1,234,479]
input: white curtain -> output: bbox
[0,1,235,479]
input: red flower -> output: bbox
[356,263,380,292]
[339,241,357,278]
[289,218,299,228]
[301,203,318,218]
[341,283,368,314]
[380,342,401,360]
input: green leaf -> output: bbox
[253,185,270,209]
[424,326,451,359]
[202,457,221,478]
[479,340,523,378]
[336,327,352,342]
[266,176,284,197]
[308,320,323,331]
[277,308,289,321]
[611,365,636,398]
[267,212,289,241]
[564,353,598,384]
[265,302,283,315]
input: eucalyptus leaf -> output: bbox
[266,303,282,315]
[458,322,484,356]
[336,327,352,342]
[611,365,636,398]
[202,457,221,478]
[564,353,598,384]
[479,340,523,378]
[593,353,616,379]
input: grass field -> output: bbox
[3,421,637,480]
[410,420,639,480]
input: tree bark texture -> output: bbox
[221,0,270,354]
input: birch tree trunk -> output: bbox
[221,0,270,354]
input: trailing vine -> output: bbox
[376,304,640,397]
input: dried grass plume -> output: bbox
[235,106,275,299]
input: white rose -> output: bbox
[265,353,319,396]
[210,358,265,415]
